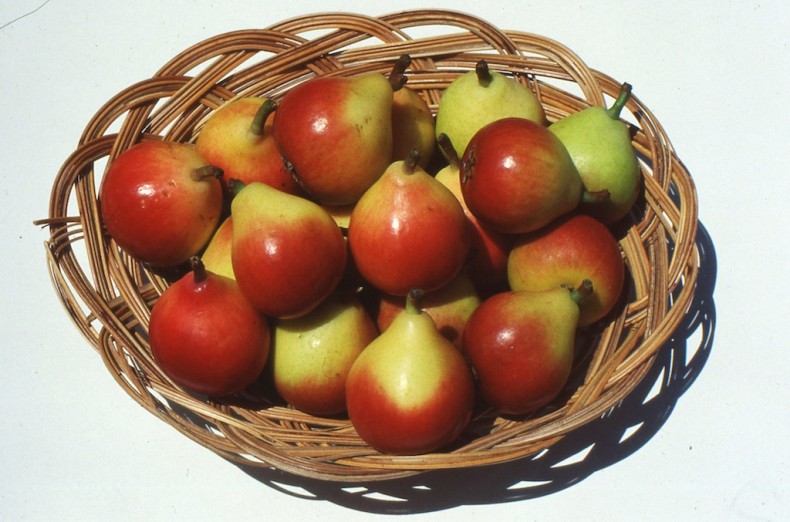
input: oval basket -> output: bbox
[37,9,699,482]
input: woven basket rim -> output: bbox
[37,9,699,483]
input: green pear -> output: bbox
[271,292,378,416]
[345,289,475,454]
[230,181,347,319]
[549,82,641,224]
[435,59,547,156]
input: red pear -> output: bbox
[195,97,302,195]
[507,213,625,327]
[273,72,394,206]
[460,117,583,234]
[348,150,470,296]
[462,282,592,415]
[230,182,347,319]
[148,257,270,397]
[435,133,513,293]
[99,140,223,267]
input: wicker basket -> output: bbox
[37,10,699,482]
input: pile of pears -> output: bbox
[98,55,641,455]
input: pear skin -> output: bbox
[549,83,641,224]
[201,216,234,280]
[230,182,347,319]
[271,292,377,416]
[436,60,547,156]
[346,289,475,454]
[348,151,470,296]
[273,72,394,206]
[462,282,591,415]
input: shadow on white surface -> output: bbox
[235,221,717,514]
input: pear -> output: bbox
[435,59,547,156]
[195,97,302,195]
[388,54,436,167]
[376,270,481,348]
[434,133,513,293]
[346,289,476,454]
[462,281,592,415]
[148,257,270,397]
[271,292,378,416]
[273,72,394,206]
[549,83,641,224]
[230,181,347,319]
[201,216,234,280]
[347,149,470,296]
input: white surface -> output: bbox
[2,1,788,520]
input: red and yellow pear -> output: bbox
[346,289,475,454]
[149,257,270,397]
[99,140,223,267]
[462,281,592,415]
[507,213,625,327]
[271,292,377,416]
[196,97,302,195]
[230,181,347,319]
[273,71,394,206]
[348,150,470,296]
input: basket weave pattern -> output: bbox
[39,10,698,482]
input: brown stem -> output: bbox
[403,148,421,173]
[570,279,593,306]
[191,256,208,284]
[405,288,425,314]
[436,133,461,169]
[475,59,493,86]
[388,54,412,92]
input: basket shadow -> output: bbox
[234,220,716,514]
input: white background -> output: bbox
[2,1,788,520]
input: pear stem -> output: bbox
[607,82,632,120]
[405,288,425,315]
[191,165,223,182]
[249,98,277,136]
[436,133,461,169]
[569,279,594,306]
[403,148,421,173]
[191,256,208,284]
[388,54,412,92]
[475,60,493,86]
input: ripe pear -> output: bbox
[348,150,470,296]
[99,141,223,267]
[508,214,625,327]
[435,59,547,156]
[195,97,302,195]
[389,55,435,167]
[149,257,270,397]
[462,281,592,415]
[230,181,347,319]
[460,117,585,234]
[201,216,234,280]
[271,292,378,416]
[434,133,513,293]
[376,270,481,348]
[346,289,476,454]
[549,83,641,224]
[273,72,394,206]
